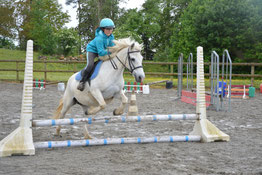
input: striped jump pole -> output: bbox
[32,114,198,127]
[34,135,201,149]
[124,81,143,93]
[33,79,46,90]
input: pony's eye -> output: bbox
[131,58,135,62]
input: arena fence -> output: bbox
[0,60,262,87]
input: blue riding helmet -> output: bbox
[99,18,115,28]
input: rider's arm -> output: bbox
[108,35,115,47]
[96,38,110,57]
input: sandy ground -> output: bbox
[0,82,261,175]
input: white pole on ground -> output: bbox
[0,40,35,157]
[34,135,201,149]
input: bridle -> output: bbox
[112,48,143,73]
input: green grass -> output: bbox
[0,48,261,88]
[0,48,86,82]
[0,48,28,60]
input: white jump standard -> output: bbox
[0,43,229,157]
[0,40,35,157]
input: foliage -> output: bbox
[170,0,262,63]
[66,0,124,52]
[81,0,122,47]
[153,0,192,62]
[56,28,79,56]
[0,37,16,49]
[116,0,192,61]
[0,0,261,65]
[29,0,69,54]
[15,0,70,54]
[116,1,162,60]
[0,0,16,38]
[114,9,143,42]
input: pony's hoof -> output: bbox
[54,133,62,138]
[84,125,93,139]
[84,135,93,140]
[55,127,62,137]
[113,109,123,115]
[85,110,88,115]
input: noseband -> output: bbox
[115,48,143,73]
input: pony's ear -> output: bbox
[131,43,135,50]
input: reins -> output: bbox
[112,48,143,73]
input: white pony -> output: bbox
[53,38,145,135]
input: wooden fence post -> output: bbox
[16,61,19,81]
[44,61,47,81]
[251,65,255,87]
[170,64,173,82]
[74,63,77,73]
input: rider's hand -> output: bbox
[99,52,116,61]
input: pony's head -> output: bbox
[109,38,145,83]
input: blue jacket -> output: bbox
[86,27,115,56]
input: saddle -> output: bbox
[75,60,103,81]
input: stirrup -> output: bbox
[77,82,85,91]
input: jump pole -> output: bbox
[32,114,198,127]
[34,135,201,149]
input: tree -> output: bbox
[170,0,262,62]
[139,0,162,59]
[14,0,31,50]
[0,36,16,49]
[79,0,122,47]
[114,9,143,42]
[66,0,124,53]
[116,0,192,60]
[20,0,70,54]
[0,0,16,38]
[153,0,192,61]
[56,27,79,56]
[116,0,161,60]
[245,0,262,61]
[65,0,82,54]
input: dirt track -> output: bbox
[0,82,261,175]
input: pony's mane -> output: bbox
[109,38,142,54]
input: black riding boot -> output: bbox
[77,80,85,91]
[77,69,91,91]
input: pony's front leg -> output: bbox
[113,89,128,115]
[88,89,106,115]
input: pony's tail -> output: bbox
[53,98,63,119]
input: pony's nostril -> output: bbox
[137,76,143,83]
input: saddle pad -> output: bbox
[75,60,103,81]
